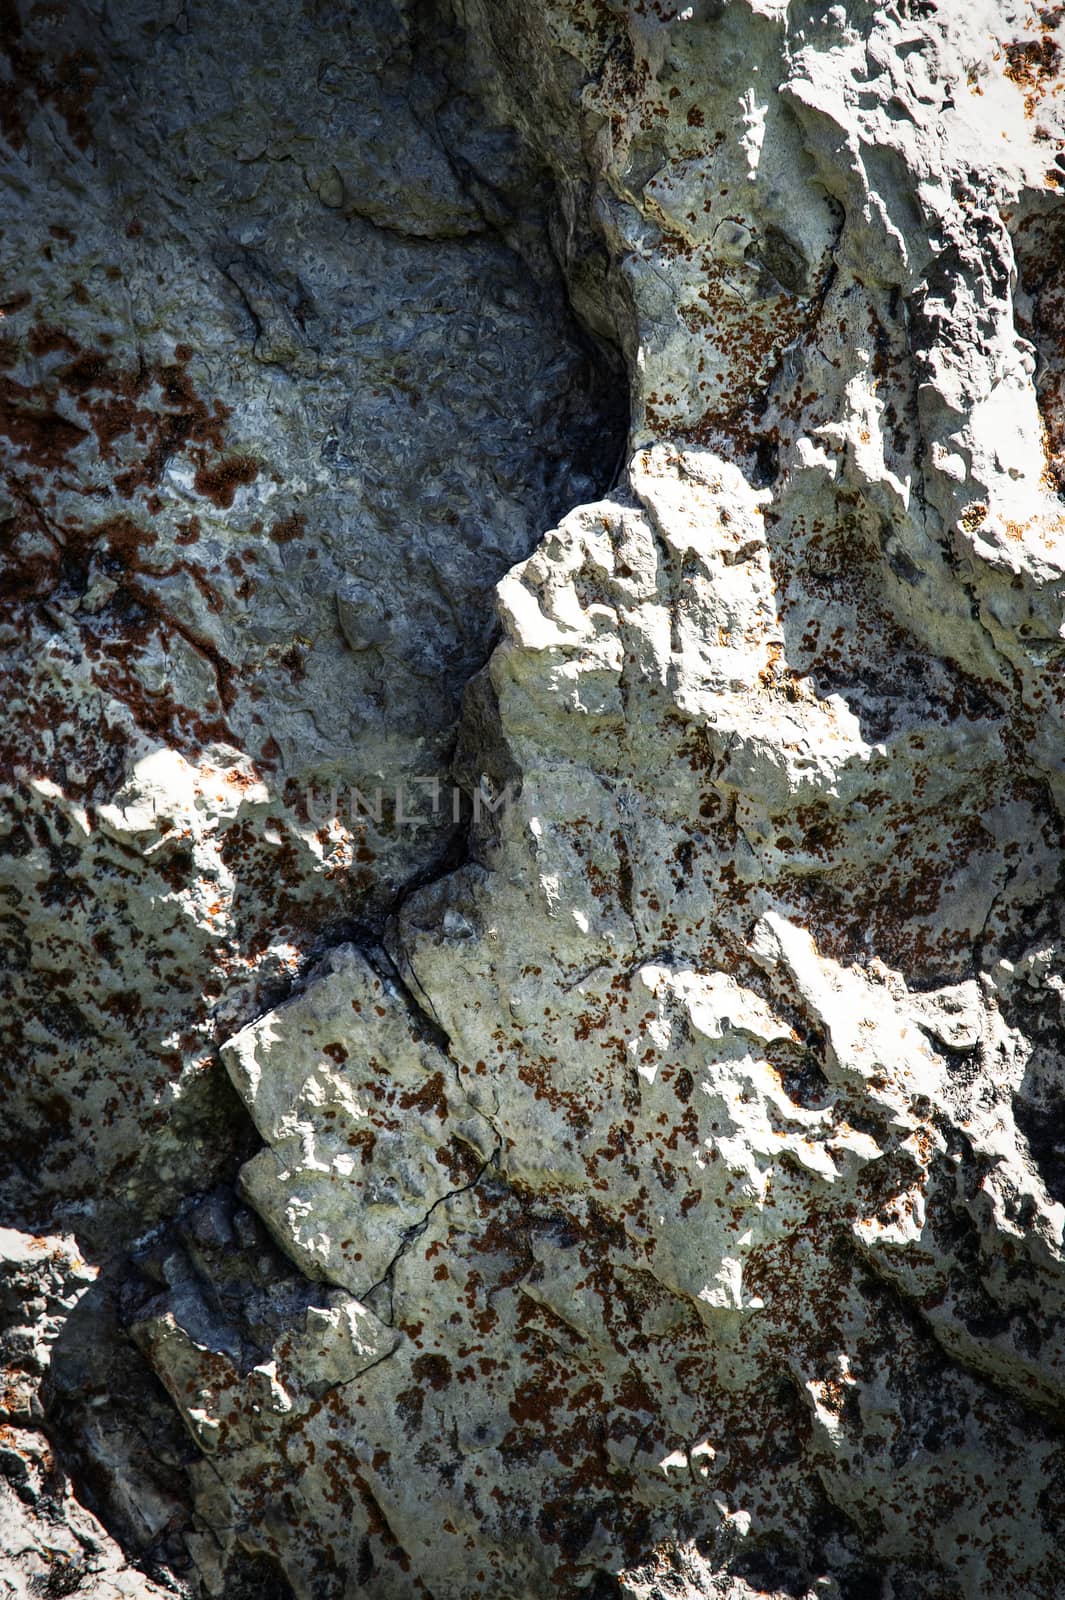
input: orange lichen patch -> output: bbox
[192,453,259,509]
[0,0,100,151]
[399,1070,449,1121]
[776,799,1004,983]
[270,509,307,544]
[69,516,235,703]
[0,321,238,498]
[174,515,201,545]
[0,306,278,755]
[0,374,89,467]
[648,243,831,457]
[1004,14,1065,116]
[0,514,238,768]
[26,322,76,357]
[758,646,813,706]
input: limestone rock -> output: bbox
[0,0,621,1250]
[221,942,497,1294]
[6,0,1065,1597]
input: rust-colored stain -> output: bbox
[0,0,99,152]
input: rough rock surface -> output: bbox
[0,1227,172,1598]
[5,0,1065,1597]
[0,0,622,1246]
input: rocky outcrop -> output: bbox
[5,0,1065,1596]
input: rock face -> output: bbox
[0,0,622,1247]
[5,0,1065,1596]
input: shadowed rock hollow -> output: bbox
[4,2,1065,1598]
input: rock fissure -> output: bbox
[362,1147,502,1325]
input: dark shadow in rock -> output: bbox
[42,1188,321,1592]
[1004,981,1065,1209]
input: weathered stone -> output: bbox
[0,1229,171,1599]
[0,0,622,1251]
[6,0,1065,1597]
